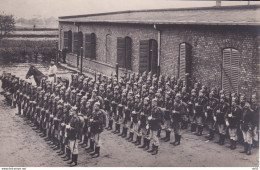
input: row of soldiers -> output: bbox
[1,69,259,163]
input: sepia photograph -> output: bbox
[0,0,259,168]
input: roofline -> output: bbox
[59,20,260,26]
[59,5,260,20]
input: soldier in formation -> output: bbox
[1,68,259,168]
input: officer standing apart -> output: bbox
[48,61,57,83]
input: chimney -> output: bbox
[216,0,221,7]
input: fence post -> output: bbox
[116,63,119,82]
[80,47,83,74]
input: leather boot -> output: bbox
[152,146,158,155]
[232,140,237,150]
[67,154,75,164]
[135,135,142,145]
[107,119,113,130]
[161,130,167,141]
[157,129,161,138]
[164,130,171,142]
[112,123,119,134]
[170,134,178,145]
[63,148,71,161]
[81,135,88,148]
[240,142,248,153]
[148,144,155,153]
[128,132,134,142]
[229,139,233,149]
[247,144,251,155]
[208,130,214,140]
[116,124,121,134]
[192,123,197,133]
[132,134,138,144]
[143,139,150,151]
[71,154,78,166]
[139,137,147,148]
[91,146,100,158]
[174,135,181,146]
[220,135,225,145]
[118,127,124,136]
[86,139,95,152]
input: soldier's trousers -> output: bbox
[140,126,149,137]
[149,130,159,146]
[228,127,238,141]
[132,122,139,135]
[172,121,181,135]
[195,116,203,126]
[242,130,253,144]
[217,123,226,135]
[164,120,171,131]
[206,119,215,130]
[93,133,100,146]
[253,126,259,142]
[69,139,79,154]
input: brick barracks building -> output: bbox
[58,5,260,97]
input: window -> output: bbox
[63,31,68,49]
[139,39,158,74]
[85,33,96,59]
[222,48,239,94]
[73,32,79,54]
[64,30,72,52]
[178,43,192,81]
[106,34,112,64]
[117,36,132,70]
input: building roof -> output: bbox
[59,5,260,26]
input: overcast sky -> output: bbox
[1,0,260,19]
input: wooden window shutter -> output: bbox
[222,48,232,94]
[125,37,132,70]
[90,33,96,60]
[85,34,91,58]
[230,49,239,93]
[73,32,79,54]
[117,37,126,68]
[139,40,150,73]
[63,31,68,49]
[179,43,186,80]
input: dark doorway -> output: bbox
[68,30,72,52]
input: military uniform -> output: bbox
[214,95,229,145]
[89,102,106,158]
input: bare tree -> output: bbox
[0,13,15,46]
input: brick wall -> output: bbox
[61,22,158,77]
[61,22,259,97]
[160,25,259,96]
